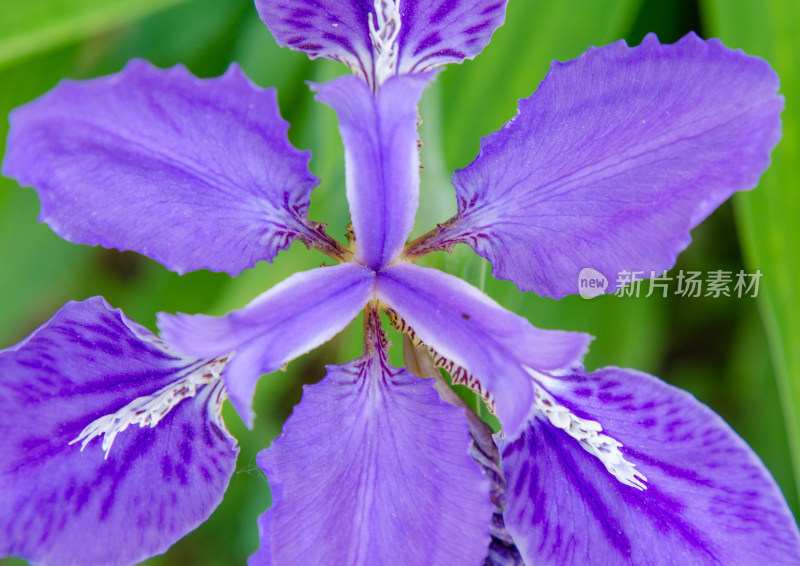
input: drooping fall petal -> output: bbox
[0,298,238,566]
[256,0,506,88]
[500,367,800,565]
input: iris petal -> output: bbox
[414,33,783,298]
[251,309,492,565]
[500,367,800,565]
[315,73,432,270]
[375,262,591,435]
[2,60,337,276]
[257,0,507,88]
[0,298,238,566]
[158,263,376,426]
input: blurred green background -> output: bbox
[1,0,798,564]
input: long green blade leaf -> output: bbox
[0,0,188,69]
[702,0,800,505]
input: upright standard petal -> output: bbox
[159,263,375,426]
[2,60,339,276]
[257,0,506,88]
[409,33,783,298]
[375,262,591,435]
[315,74,431,270]
[0,298,238,566]
[500,367,800,565]
[252,309,492,565]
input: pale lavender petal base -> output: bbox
[251,315,492,565]
[0,298,238,566]
[314,74,432,270]
[375,262,591,436]
[159,263,375,426]
[2,60,327,276]
[423,33,783,298]
[500,367,800,565]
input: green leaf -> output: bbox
[702,0,800,506]
[441,0,642,171]
[0,0,189,69]
[0,49,93,347]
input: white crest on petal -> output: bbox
[69,355,230,459]
[533,381,647,491]
[369,0,401,89]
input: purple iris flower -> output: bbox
[2,0,799,564]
